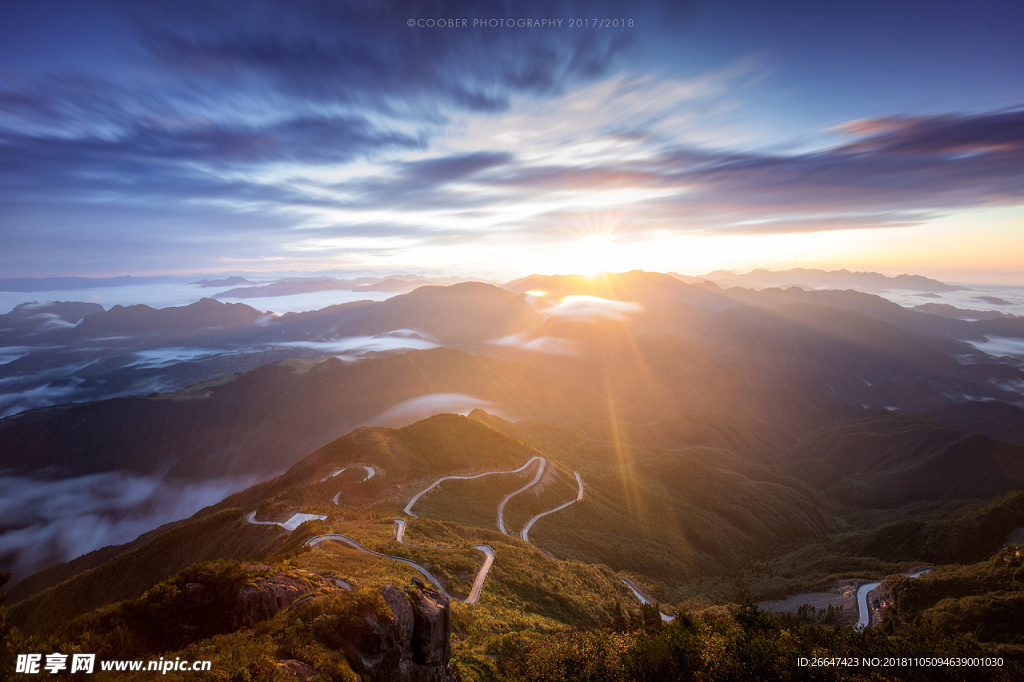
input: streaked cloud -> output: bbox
[0,0,1022,276]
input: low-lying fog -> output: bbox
[881,285,1024,317]
[0,282,399,316]
[0,471,260,584]
[968,336,1024,361]
[0,333,445,417]
[0,387,514,584]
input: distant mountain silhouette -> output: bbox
[214,277,370,299]
[213,274,482,299]
[912,302,1010,320]
[71,298,263,337]
[0,348,594,479]
[5,278,1024,480]
[504,270,989,344]
[676,268,966,292]
[929,400,1024,447]
[189,276,253,287]
[229,281,540,352]
[789,410,1024,506]
[0,301,104,339]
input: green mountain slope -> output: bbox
[8,412,832,633]
[788,410,1024,507]
[8,405,1024,678]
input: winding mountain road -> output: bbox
[854,581,881,631]
[321,465,379,505]
[304,533,452,599]
[246,511,326,531]
[392,518,459,548]
[319,465,377,484]
[251,456,591,609]
[496,458,547,533]
[520,471,584,542]
[403,456,546,521]
[392,518,493,603]
[855,568,931,630]
[246,466,380,527]
[305,529,495,605]
[620,576,674,623]
[467,545,495,605]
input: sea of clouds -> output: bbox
[0,471,260,584]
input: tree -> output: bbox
[1,572,17,676]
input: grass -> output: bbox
[412,466,537,531]
[501,462,581,537]
[10,509,292,635]
[9,413,843,633]
[12,410,1024,679]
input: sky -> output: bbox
[1,0,1022,282]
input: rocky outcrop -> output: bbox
[345,580,459,682]
[409,582,452,672]
[276,659,320,681]
[231,573,315,628]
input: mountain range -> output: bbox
[2,268,1024,678]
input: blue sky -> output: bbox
[1,0,1022,280]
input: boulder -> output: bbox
[408,585,452,672]
[345,582,459,682]
[276,659,320,681]
[231,573,313,628]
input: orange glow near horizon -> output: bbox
[27,208,1022,285]
[501,206,1024,285]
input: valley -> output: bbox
[2,270,1024,679]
